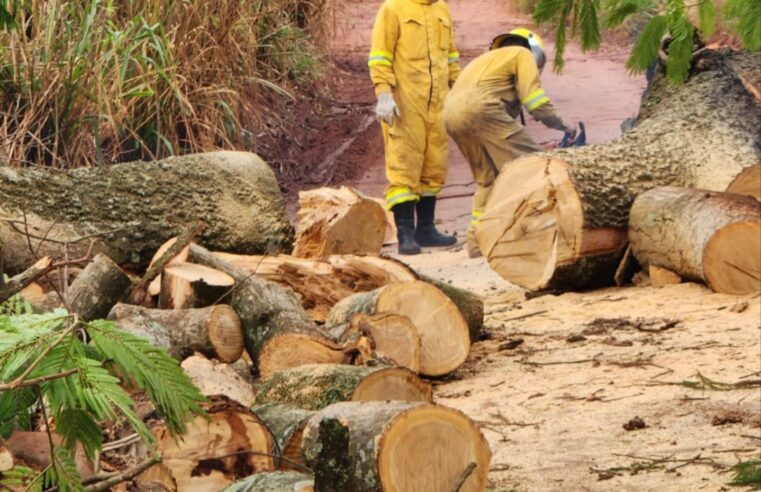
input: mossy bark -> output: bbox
[0,151,293,272]
[222,472,314,492]
[66,254,131,321]
[250,404,315,470]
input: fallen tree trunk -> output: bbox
[223,472,314,492]
[67,254,131,321]
[302,401,490,492]
[158,263,234,309]
[250,404,315,471]
[140,396,275,491]
[326,282,470,376]
[0,151,293,272]
[255,364,432,410]
[476,50,761,291]
[629,187,761,295]
[181,354,255,406]
[293,186,386,258]
[108,304,244,363]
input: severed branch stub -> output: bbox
[0,254,93,304]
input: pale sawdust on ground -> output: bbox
[396,247,761,492]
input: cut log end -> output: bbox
[352,313,421,372]
[726,165,761,201]
[704,221,761,295]
[351,366,432,402]
[207,305,246,363]
[258,334,346,380]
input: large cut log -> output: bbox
[476,50,761,291]
[224,472,314,492]
[326,282,471,376]
[158,263,234,309]
[108,303,244,363]
[420,275,484,342]
[0,151,293,273]
[181,354,255,406]
[139,396,276,491]
[302,401,491,492]
[726,165,761,201]
[629,187,761,295]
[66,254,131,321]
[255,364,432,411]
[293,186,386,258]
[250,404,315,471]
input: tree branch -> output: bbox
[0,368,78,392]
[82,456,160,492]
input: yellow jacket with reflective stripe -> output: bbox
[449,46,566,130]
[369,0,460,115]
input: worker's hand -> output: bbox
[563,123,577,142]
[375,92,400,125]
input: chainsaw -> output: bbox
[559,122,586,148]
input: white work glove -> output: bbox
[375,92,400,125]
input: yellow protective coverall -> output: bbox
[368,0,461,209]
[443,46,570,254]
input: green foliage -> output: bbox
[0,309,206,491]
[532,0,761,84]
[729,459,761,489]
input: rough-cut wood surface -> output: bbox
[158,262,234,309]
[257,333,354,380]
[293,186,386,258]
[223,472,314,492]
[726,165,761,201]
[326,282,471,376]
[649,265,683,287]
[0,151,293,273]
[147,237,191,297]
[250,404,315,471]
[66,254,131,321]
[302,402,491,492]
[108,303,244,362]
[477,50,761,291]
[255,364,432,410]
[630,187,761,295]
[181,354,255,406]
[141,396,275,491]
[420,275,484,342]
[348,313,421,372]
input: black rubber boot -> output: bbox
[391,201,421,255]
[414,196,457,247]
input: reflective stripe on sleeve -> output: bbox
[368,50,394,67]
[521,89,550,111]
[448,51,460,63]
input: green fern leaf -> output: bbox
[723,0,761,50]
[626,14,668,73]
[729,458,761,488]
[46,446,83,492]
[665,18,694,84]
[533,0,572,23]
[56,409,103,459]
[580,0,602,50]
[698,0,716,39]
[0,465,44,492]
[605,0,655,27]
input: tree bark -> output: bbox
[67,254,131,321]
[476,50,761,291]
[0,151,293,273]
[181,354,255,406]
[250,404,315,471]
[293,186,386,258]
[255,364,431,411]
[326,282,471,377]
[302,402,491,492]
[629,187,761,295]
[108,303,244,363]
[223,472,314,492]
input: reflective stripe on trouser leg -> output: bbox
[385,188,419,209]
[382,108,427,208]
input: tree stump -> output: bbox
[302,402,491,492]
[629,187,761,294]
[66,254,131,321]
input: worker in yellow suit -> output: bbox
[369,0,461,255]
[443,28,577,258]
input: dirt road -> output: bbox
[316,1,761,490]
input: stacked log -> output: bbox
[476,50,761,291]
[223,472,314,492]
[250,404,315,472]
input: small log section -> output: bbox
[726,165,761,201]
[0,151,294,273]
[302,402,491,492]
[223,472,314,492]
[7,431,94,479]
[0,437,13,472]
[255,364,432,411]
[347,314,421,372]
[250,404,315,471]
[147,237,191,296]
[293,186,386,258]
[476,50,761,291]
[66,254,131,321]
[139,396,275,491]
[629,187,761,295]
[108,303,244,363]
[327,281,471,377]
[181,354,255,406]
[159,262,234,309]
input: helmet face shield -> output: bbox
[491,28,546,72]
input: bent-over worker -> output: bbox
[369,0,461,255]
[443,28,576,258]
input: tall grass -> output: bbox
[0,0,331,168]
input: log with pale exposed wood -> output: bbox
[255,364,432,410]
[476,50,761,291]
[18,282,45,305]
[7,431,94,479]
[649,265,683,287]
[181,354,255,406]
[0,257,52,304]
[326,281,471,376]
[223,472,314,492]
[420,275,484,342]
[339,313,421,372]
[147,237,191,296]
[250,404,315,471]
[0,151,293,273]
[66,254,131,321]
[302,401,491,492]
[0,437,12,472]
[293,186,386,258]
[629,187,761,295]
[158,263,234,309]
[726,165,761,201]
[139,396,276,492]
[258,333,359,380]
[371,197,398,245]
[108,304,244,363]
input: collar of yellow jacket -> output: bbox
[408,0,439,4]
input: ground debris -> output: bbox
[623,416,648,431]
[711,411,745,426]
[498,338,524,351]
[583,317,680,334]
